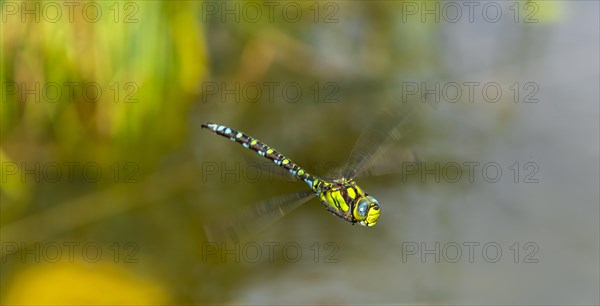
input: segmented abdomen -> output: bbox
[201,123,322,192]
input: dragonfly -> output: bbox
[201,107,421,242]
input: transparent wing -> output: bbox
[342,105,422,179]
[203,190,314,243]
[353,147,422,179]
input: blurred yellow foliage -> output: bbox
[1,1,208,167]
[3,261,170,305]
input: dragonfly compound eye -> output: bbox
[356,199,369,218]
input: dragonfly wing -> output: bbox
[342,106,421,179]
[203,190,314,242]
[353,147,422,179]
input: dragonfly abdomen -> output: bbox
[201,122,323,192]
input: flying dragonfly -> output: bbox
[201,106,422,242]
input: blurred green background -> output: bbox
[1,1,598,305]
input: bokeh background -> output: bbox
[1,1,598,305]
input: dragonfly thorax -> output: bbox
[317,179,381,227]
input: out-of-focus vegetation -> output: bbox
[1,1,207,167]
[2,1,209,303]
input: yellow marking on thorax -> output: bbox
[321,187,349,213]
[347,187,356,199]
[333,190,348,211]
[353,184,365,197]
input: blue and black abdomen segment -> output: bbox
[201,122,323,193]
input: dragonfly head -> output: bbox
[354,195,381,227]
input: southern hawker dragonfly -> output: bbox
[201,106,422,241]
